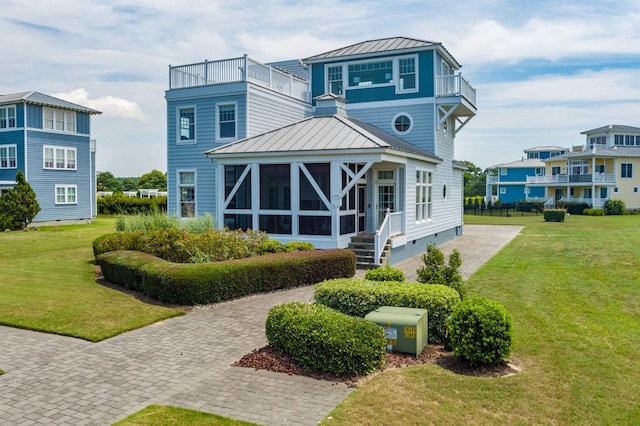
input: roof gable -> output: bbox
[581,124,640,134]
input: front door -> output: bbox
[377,184,395,226]
[357,184,367,233]
[554,188,563,201]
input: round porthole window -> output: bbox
[443,120,448,136]
[392,113,413,135]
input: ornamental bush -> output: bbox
[604,199,625,215]
[417,244,466,299]
[365,265,405,282]
[266,302,386,375]
[0,171,40,230]
[448,297,514,366]
[544,208,565,222]
[314,278,461,343]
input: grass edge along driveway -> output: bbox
[0,218,183,342]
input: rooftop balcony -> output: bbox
[169,55,310,102]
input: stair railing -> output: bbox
[374,209,391,266]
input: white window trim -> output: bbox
[43,145,77,170]
[55,184,77,205]
[415,169,432,223]
[391,112,413,136]
[500,168,507,176]
[621,163,633,179]
[177,169,197,218]
[396,54,419,94]
[500,187,507,194]
[0,144,17,169]
[176,106,197,145]
[325,64,344,95]
[0,105,17,130]
[43,107,76,133]
[216,102,238,142]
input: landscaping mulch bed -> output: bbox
[233,345,520,387]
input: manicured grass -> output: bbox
[113,405,258,426]
[324,214,640,424]
[0,219,183,342]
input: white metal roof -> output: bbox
[0,91,101,114]
[205,114,441,162]
[581,124,640,134]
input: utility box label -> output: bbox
[383,327,397,340]
[404,326,417,339]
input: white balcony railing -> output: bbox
[169,56,310,102]
[436,74,477,106]
[374,209,403,265]
[527,173,616,185]
[560,197,607,208]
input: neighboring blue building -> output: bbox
[165,37,477,266]
[0,92,101,224]
[487,146,567,203]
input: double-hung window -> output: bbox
[178,170,196,217]
[415,170,432,222]
[55,185,77,204]
[178,107,195,143]
[0,145,17,168]
[43,108,76,133]
[43,146,76,170]
[398,57,416,91]
[0,106,16,129]
[217,104,236,140]
[621,163,633,178]
[327,65,343,95]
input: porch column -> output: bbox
[592,156,596,207]
[330,161,342,240]
[251,163,260,229]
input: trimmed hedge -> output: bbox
[448,297,514,366]
[97,193,167,215]
[266,302,386,375]
[314,279,461,343]
[97,249,355,305]
[544,209,565,222]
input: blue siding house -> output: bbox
[486,146,566,203]
[165,37,477,266]
[0,92,101,224]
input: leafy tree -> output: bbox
[138,169,167,191]
[120,177,139,191]
[459,160,487,197]
[97,171,123,192]
[0,170,41,230]
[417,243,466,299]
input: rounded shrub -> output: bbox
[266,302,386,375]
[448,297,514,366]
[256,239,286,254]
[604,199,625,215]
[284,241,315,252]
[314,278,461,343]
[365,265,405,282]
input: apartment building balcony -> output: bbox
[527,173,616,185]
[169,55,310,102]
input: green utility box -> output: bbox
[365,306,428,357]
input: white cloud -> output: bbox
[54,88,147,121]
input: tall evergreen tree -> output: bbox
[0,171,41,230]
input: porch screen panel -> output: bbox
[225,165,251,209]
[259,215,292,234]
[224,214,252,231]
[260,164,291,234]
[300,163,329,210]
[299,216,331,235]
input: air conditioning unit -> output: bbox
[365,306,428,357]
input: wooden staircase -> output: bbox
[348,233,390,269]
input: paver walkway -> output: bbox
[0,224,522,426]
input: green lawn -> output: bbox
[0,218,183,342]
[113,405,257,426]
[324,214,640,424]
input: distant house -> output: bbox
[486,146,567,204]
[165,37,477,266]
[0,91,101,224]
[487,125,640,209]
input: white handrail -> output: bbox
[374,209,391,266]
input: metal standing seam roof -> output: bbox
[205,114,442,162]
[302,36,461,69]
[547,146,640,161]
[489,158,545,169]
[0,91,102,114]
[581,125,640,134]
[524,146,568,153]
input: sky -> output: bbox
[2,0,640,176]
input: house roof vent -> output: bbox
[313,93,348,117]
